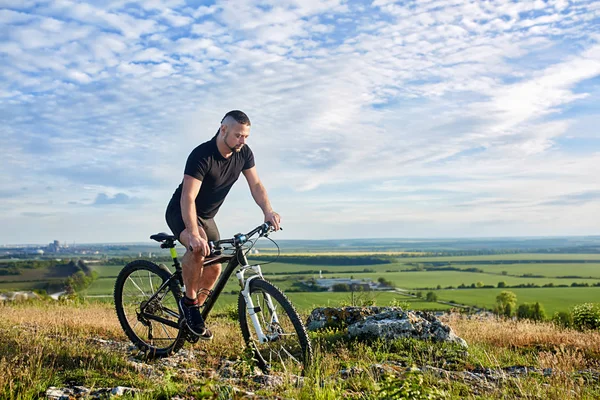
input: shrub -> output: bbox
[572,303,600,331]
[516,302,546,321]
[378,368,446,399]
[425,292,438,302]
[494,291,517,317]
[377,277,394,287]
[552,311,574,328]
[332,283,350,292]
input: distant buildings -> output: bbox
[312,277,387,291]
[46,240,67,253]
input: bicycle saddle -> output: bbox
[150,232,176,242]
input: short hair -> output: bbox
[221,110,251,126]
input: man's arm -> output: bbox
[242,167,280,230]
[180,174,209,254]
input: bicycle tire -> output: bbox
[114,260,186,358]
[238,279,312,374]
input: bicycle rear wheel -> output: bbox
[238,279,312,374]
[114,260,185,358]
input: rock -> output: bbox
[111,386,137,396]
[253,374,285,387]
[306,306,403,331]
[339,366,364,379]
[45,387,69,400]
[0,291,40,302]
[344,309,468,348]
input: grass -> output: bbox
[1,301,599,399]
[436,287,600,315]
[408,254,600,262]
[453,263,600,279]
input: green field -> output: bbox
[407,254,600,262]
[436,287,600,315]
[453,263,600,278]
[3,252,600,315]
[267,270,600,290]
[0,280,63,291]
[83,289,450,313]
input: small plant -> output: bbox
[552,311,574,328]
[389,298,410,309]
[572,303,600,331]
[214,303,239,321]
[341,291,376,307]
[378,368,447,399]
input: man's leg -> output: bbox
[194,216,222,305]
[178,226,208,301]
[178,227,213,339]
[196,262,221,305]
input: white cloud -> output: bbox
[1,0,600,242]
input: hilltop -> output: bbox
[1,301,599,399]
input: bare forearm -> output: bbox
[181,195,200,236]
[250,182,273,214]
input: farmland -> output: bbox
[76,252,600,315]
[435,287,600,315]
[2,250,600,315]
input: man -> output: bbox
[165,110,281,340]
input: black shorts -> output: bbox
[165,198,220,243]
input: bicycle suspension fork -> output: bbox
[237,264,279,343]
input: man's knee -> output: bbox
[204,263,221,276]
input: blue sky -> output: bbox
[1,0,600,244]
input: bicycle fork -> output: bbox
[236,264,279,344]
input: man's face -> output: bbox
[223,122,250,152]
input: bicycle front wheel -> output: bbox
[238,279,312,374]
[114,260,185,358]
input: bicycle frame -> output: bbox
[201,247,277,344]
[140,229,278,344]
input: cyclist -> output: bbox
[165,110,281,340]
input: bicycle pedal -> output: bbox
[179,319,201,343]
[186,331,200,343]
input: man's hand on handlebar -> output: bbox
[264,210,281,231]
[187,233,210,256]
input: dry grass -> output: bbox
[1,303,599,399]
[0,300,124,339]
[448,314,600,354]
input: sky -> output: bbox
[1,0,600,244]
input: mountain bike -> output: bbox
[113,222,312,374]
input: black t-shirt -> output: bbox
[171,135,255,218]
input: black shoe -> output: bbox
[178,298,213,341]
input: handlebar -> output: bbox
[188,221,280,255]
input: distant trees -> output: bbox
[332,283,350,292]
[497,281,506,288]
[517,302,546,321]
[495,291,517,317]
[425,291,438,302]
[64,260,98,294]
[331,283,370,292]
[377,277,394,287]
